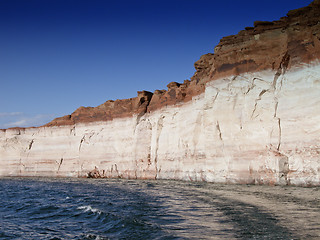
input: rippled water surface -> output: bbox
[0,178,319,239]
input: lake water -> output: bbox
[0,177,319,239]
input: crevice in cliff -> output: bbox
[213,91,219,104]
[274,101,279,118]
[79,135,85,152]
[245,84,256,95]
[216,121,223,141]
[135,92,153,131]
[57,158,63,172]
[135,114,145,129]
[138,91,153,120]
[273,52,290,90]
[227,76,238,91]
[70,126,76,136]
[211,89,220,106]
[245,78,267,95]
[79,132,95,152]
[28,139,34,150]
[251,102,258,119]
[277,118,282,151]
[134,117,146,135]
[273,72,281,90]
[204,88,219,110]
[251,89,268,119]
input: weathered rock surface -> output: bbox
[0,1,319,185]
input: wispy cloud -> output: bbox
[0,112,23,117]
[0,113,56,129]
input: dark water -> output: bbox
[0,178,319,240]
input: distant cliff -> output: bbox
[1,1,320,186]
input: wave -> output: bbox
[77,205,102,215]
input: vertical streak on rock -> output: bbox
[227,76,238,91]
[273,72,282,90]
[273,52,290,90]
[70,126,76,136]
[79,135,85,152]
[277,118,282,151]
[133,118,152,179]
[114,164,120,178]
[279,154,289,185]
[272,52,289,153]
[210,90,220,106]
[135,114,144,132]
[251,90,268,119]
[251,102,258,119]
[25,139,35,167]
[134,161,138,179]
[193,113,202,149]
[78,135,85,176]
[245,82,256,95]
[19,158,22,175]
[233,93,238,110]
[216,121,223,141]
[28,139,34,150]
[204,88,219,110]
[274,101,279,118]
[57,158,63,172]
[154,116,164,179]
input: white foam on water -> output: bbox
[84,234,107,240]
[77,205,102,215]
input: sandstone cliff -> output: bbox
[0,1,320,185]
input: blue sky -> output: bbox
[0,0,311,129]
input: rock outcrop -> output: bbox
[0,1,319,185]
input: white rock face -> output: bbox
[1,63,319,185]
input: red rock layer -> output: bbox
[46,91,153,126]
[45,0,320,127]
